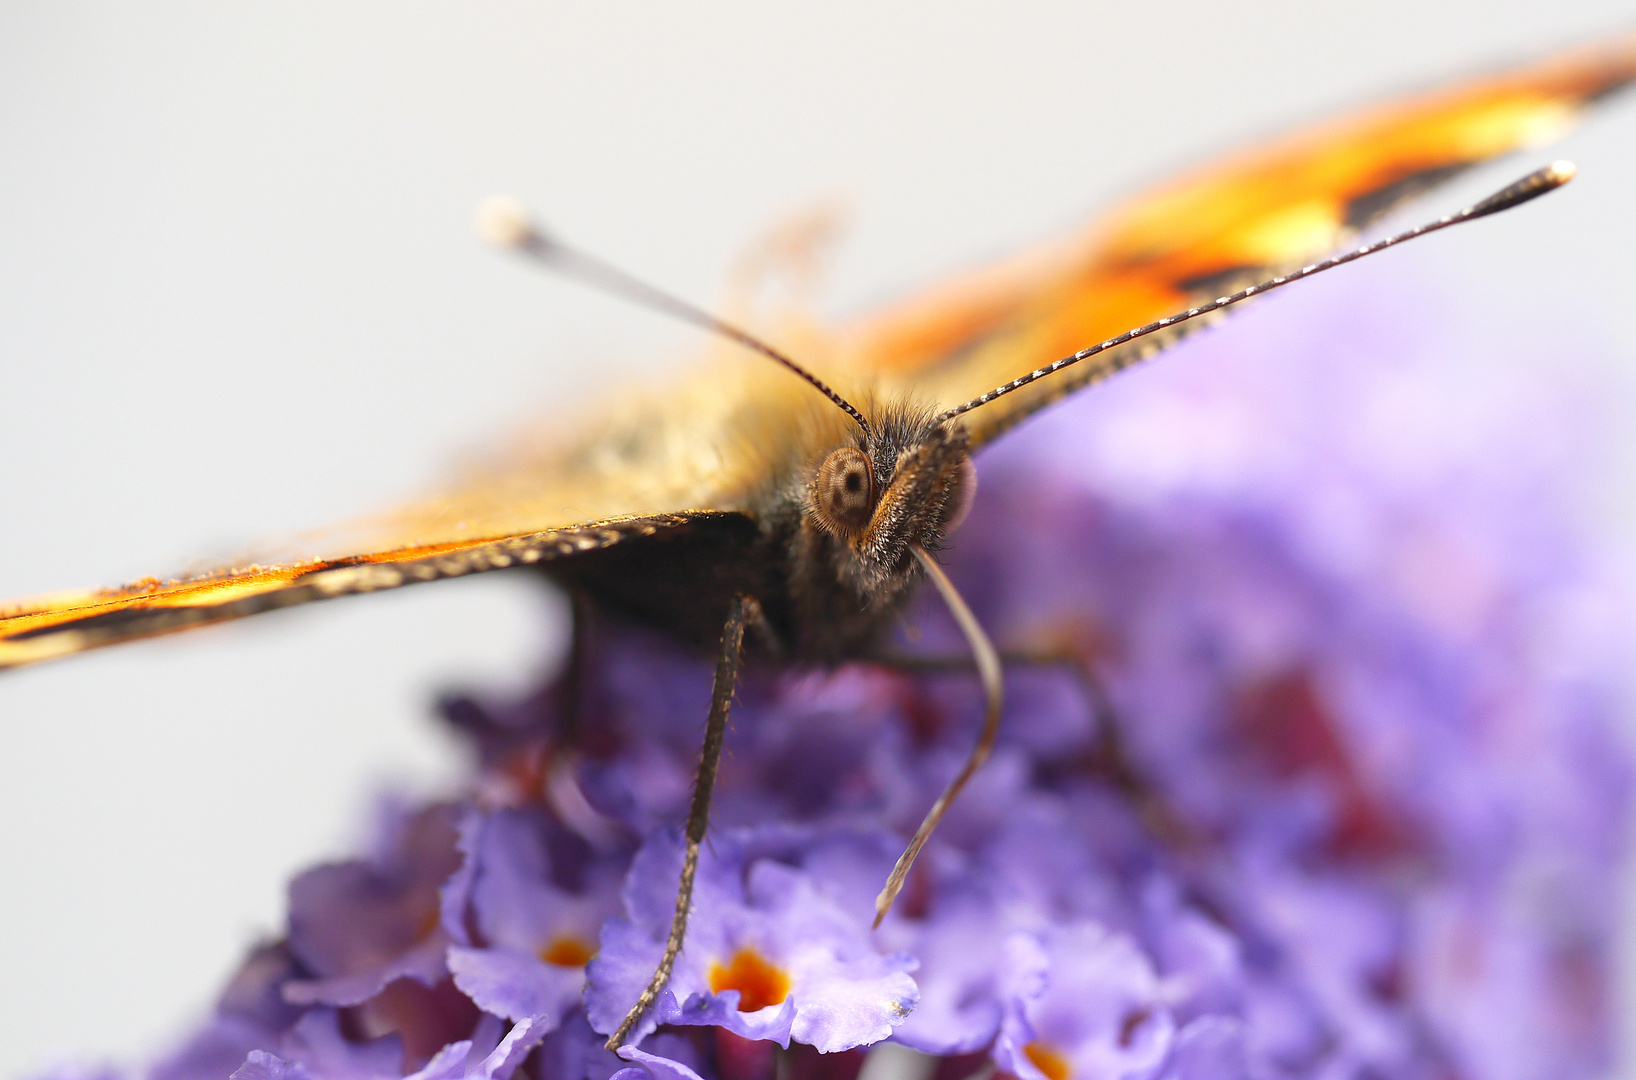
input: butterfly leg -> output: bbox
[604,592,758,1051]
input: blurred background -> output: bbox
[2,2,1634,1075]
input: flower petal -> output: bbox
[448,945,583,1027]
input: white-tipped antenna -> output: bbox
[475,195,536,250]
[475,196,872,437]
[933,161,1578,425]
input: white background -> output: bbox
[2,3,1635,1076]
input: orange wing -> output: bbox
[0,514,747,668]
[3,32,1633,669]
[844,32,1636,445]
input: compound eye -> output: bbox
[812,447,876,538]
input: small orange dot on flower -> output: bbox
[707,947,792,1012]
[1023,1041,1072,1080]
[538,935,595,968]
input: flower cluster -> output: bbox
[64,271,1633,1080]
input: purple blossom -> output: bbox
[875,882,1027,1054]
[993,922,1175,1080]
[147,944,305,1080]
[59,269,1631,1080]
[585,827,919,1053]
[447,807,625,1029]
[228,1010,546,1080]
[282,803,469,1010]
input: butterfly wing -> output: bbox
[5,34,1633,668]
[0,353,835,668]
[839,32,1636,446]
[0,513,743,667]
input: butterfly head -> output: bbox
[806,407,975,594]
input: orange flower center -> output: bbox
[707,947,792,1012]
[538,935,595,968]
[1024,1042,1072,1080]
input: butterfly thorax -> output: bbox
[545,400,973,662]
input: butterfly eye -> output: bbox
[811,447,876,538]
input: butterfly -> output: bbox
[4,29,1634,1052]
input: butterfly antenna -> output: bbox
[476,197,872,437]
[933,161,1577,425]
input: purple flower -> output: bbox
[228,1010,546,1080]
[934,266,1631,1079]
[1154,1018,1248,1080]
[147,943,305,1080]
[282,803,469,1010]
[273,802,487,1065]
[878,884,1028,1055]
[446,807,626,1028]
[611,1043,711,1080]
[585,827,919,1053]
[993,922,1175,1080]
[70,268,1629,1080]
